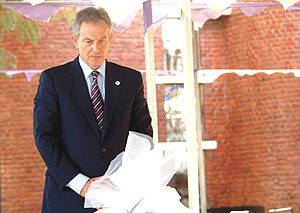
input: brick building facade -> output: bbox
[200,5,300,212]
[0,4,299,213]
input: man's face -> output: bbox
[72,20,113,70]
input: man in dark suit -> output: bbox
[33,7,153,212]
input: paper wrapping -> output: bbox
[84,131,192,213]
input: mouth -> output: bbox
[90,56,102,59]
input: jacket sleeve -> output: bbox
[33,70,80,190]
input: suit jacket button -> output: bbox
[101,148,106,152]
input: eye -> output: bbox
[84,39,93,44]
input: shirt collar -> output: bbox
[79,55,106,80]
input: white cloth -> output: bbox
[85,131,192,213]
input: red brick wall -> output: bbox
[199,18,227,69]
[0,73,45,212]
[204,73,300,212]
[200,4,300,212]
[222,7,300,69]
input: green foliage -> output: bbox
[16,15,41,45]
[64,6,78,26]
[0,5,18,41]
[0,3,41,69]
[0,46,17,69]
[53,5,78,27]
[0,2,78,70]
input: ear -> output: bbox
[109,33,113,42]
[71,34,79,48]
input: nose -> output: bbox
[92,42,100,52]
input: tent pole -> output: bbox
[193,21,208,213]
[195,72,207,213]
[179,0,200,211]
[144,22,158,144]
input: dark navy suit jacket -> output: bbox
[33,56,153,212]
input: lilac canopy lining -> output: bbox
[0,69,173,82]
[1,1,300,80]
[1,1,300,31]
[0,70,42,81]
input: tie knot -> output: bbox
[92,71,100,79]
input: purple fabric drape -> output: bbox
[0,70,42,81]
[2,1,94,22]
[2,1,299,30]
[143,0,153,34]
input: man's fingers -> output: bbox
[80,176,103,197]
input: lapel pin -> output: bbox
[115,80,121,86]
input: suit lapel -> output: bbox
[101,61,124,142]
[65,57,101,140]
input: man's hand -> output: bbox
[80,177,102,197]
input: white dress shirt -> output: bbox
[66,55,106,195]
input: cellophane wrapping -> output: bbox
[84,131,192,213]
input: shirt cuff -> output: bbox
[66,173,90,195]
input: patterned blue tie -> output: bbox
[91,71,104,132]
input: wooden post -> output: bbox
[179,0,200,211]
[195,72,207,213]
[144,1,158,143]
[193,18,208,213]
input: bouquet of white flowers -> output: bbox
[84,131,192,213]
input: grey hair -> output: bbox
[72,7,112,39]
